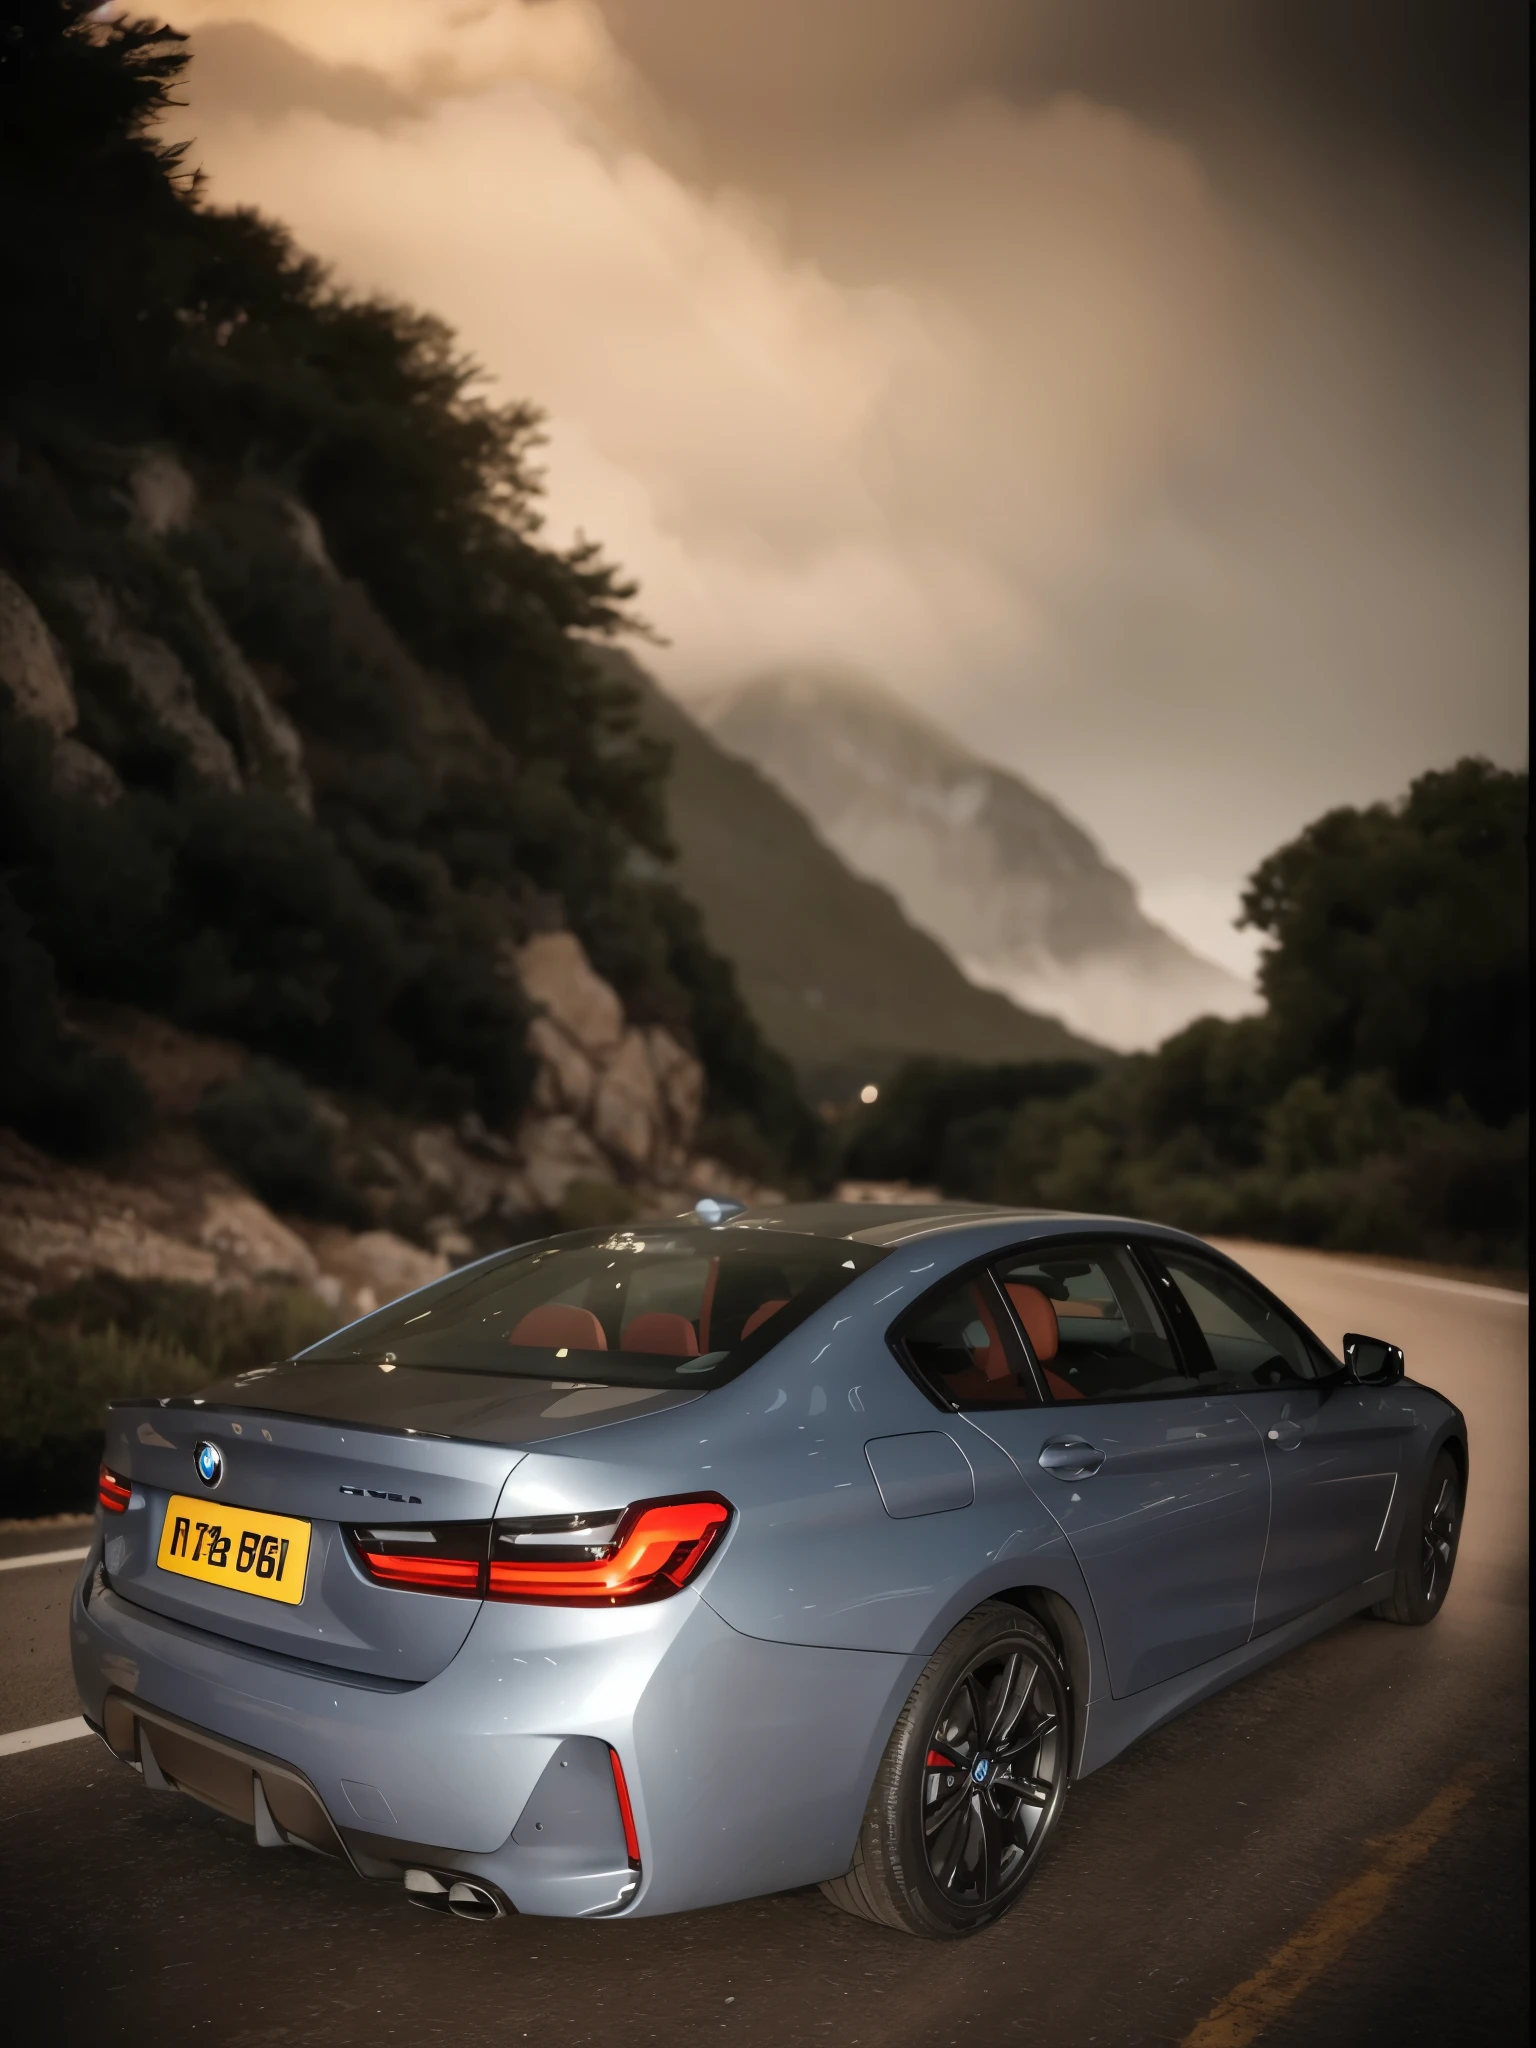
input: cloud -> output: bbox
[161,2,1527,971]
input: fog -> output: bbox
[160,0,1526,977]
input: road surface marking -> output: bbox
[0,1717,92,1758]
[1182,1763,1489,2048]
[0,1546,89,1574]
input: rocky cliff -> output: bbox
[1,445,775,1324]
[0,924,761,1324]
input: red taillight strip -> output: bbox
[609,1747,641,1866]
[487,1497,730,1606]
[352,1550,482,1593]
[98,1467,131,1515]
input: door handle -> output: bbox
[1038,1437,1105,1480]
[1265,1421,1303,1450]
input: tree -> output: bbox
[1241,759,1527,1121]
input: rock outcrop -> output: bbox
[0,567,123,803]
[0,568,75,733]
[54,571,244,793]
[0,1128,317,1315]
[180,576,312,814]
[513,931,706,1191]
[128,450,197,538]
[0,1128,442,1321]
[2,918,756,1329]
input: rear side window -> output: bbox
[993,1242,1198,1402]
[895,1270,1042,1410]
[1156,1252,1327,1389]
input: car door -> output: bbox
[1148,1247,1413,1633]
[903,1240,1269,1698]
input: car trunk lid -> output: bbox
[100,1365,699,1682]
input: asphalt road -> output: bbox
[0,1246,1526,2048]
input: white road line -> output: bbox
[0,1546,90,1574]
[0,1717,91,1758]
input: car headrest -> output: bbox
[507,1303,608,1351]
[621,1311,699,1358]
[1006,1282,1060,1362]
[741,1298,789,1339]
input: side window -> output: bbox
[1157,1252,1323,1390]
[993,1242,1198,1402]
[896,1271,1042,1411]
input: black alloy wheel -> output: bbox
[921,1641,1063,1907]
[1374,1446,1463,1626]
[821,1604,1071,1936]
[1420,1462,1460,1608]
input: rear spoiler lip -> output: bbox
[103,1384,706,1453]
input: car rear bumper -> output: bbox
[71,1544,917,1918]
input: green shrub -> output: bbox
[0,876,150,1158]
[195,1060,366,1223]
[0,1275,338,1514]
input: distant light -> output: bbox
[859,1084,879,1105]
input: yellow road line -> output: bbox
[1182,1763,1490,2048]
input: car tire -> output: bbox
[820,1602,1070,1938]
[1372,1447,1463,1625]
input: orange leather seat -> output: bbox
[1005,1282,1082,1401]
[507,1303,608,1351]
[621,1312,699,1358]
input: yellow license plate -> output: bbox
[157,1495,312,1606]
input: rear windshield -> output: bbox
[302,1226,888,1389]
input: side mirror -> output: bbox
[1343,1332,1404,1386]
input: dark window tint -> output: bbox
[994,1243,1196,1401]
[302,1227,886,1390]
[898,1272,1041,1410]
[1158,1253,1325,1390]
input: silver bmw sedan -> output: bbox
[73,1202,1467,1937]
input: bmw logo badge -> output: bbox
[195,1439,224,1489]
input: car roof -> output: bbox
[718,1200,1156,1248]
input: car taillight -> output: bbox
[98,1467,131,1515]
[488,1495,731,1606]
[347,1523,488,1594]
[345,1496,732,1606]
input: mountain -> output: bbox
[619,659,1105,1095]
[700,669,1254,1052]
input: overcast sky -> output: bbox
[161,0,1527,976]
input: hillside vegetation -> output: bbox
[0,2,819,1187]
[846,759,1528,1272]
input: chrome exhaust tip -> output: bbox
[403,1868,507,1920]
[447,1880,503,1921]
